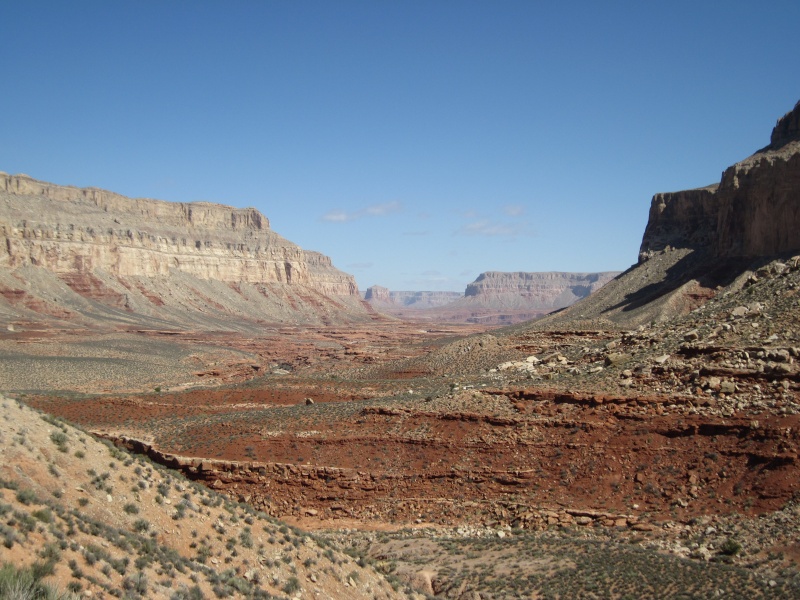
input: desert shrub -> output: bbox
[719,538,742,556]
[123,571,148,595]
[133,519,150,533]
[32,508,53,523]
[0,562,76,599]
[123,503,139,515]
[40,543,62,563]
[16,488,37,505]
[50,431,68,452]
[282,576,300,594]
[171,584,205,600]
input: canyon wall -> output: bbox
[640,100,800,262]
[460,271,620,311]
[364,286,462,308]
[535,99,800,330]
[0,173,367,327]
[363,273,619,324]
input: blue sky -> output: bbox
[2,1,798,292]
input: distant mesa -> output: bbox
[461,271,620,310]
[364,270,620,324]
[363,286,462,308]
[0,172,369,329]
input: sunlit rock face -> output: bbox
[0,173,367,327]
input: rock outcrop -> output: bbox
[0,172,368,328]
[640,100,800,262]
[536,99,800,330]
[363,285,392,303]
[363,274,618,325]
[364,286,462,308]
[459,271,620,311]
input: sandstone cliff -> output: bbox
[640,100,800,261]
[459,271,620,311]
[0,173,368,328]
[534,99,800,330]
[364,286,462,308]
[363,273,618,325]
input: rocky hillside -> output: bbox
[0,396,410,599]
[0,173,370,330]
[533,99,800,330]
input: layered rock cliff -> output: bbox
[640,100,800,262]
[459,271,620,311]
[0,173,368,328]
[535,99,800,330]
[363,273,618,324]
[364,286,462,308]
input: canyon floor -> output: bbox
[2,255,800,597]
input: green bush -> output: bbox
[16,488,37,505]
[282,576,301,594]
[719,538,742,556]
[0,561,75,599]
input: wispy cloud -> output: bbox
[503,204,525,217]
[456,218,533,237]
[322,210,351,223]
[322,200,402,223]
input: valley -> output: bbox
[1,99,799,598]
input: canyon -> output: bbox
[2,99,800,598]
[364,270,619,324]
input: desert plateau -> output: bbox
[1,100,800,599]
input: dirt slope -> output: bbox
[0,396,414,599]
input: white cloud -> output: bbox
[322,200,402,223]
[503,204,525,217]
[322,210,351,223]
[457,219,530,237]
[365,201,401,216]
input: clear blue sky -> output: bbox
[2,1,798,292]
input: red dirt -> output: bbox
[28,379,800,531]
[21,319,800,533]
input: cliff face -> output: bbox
[640,100,800,262]
[0,173,367,328]
[364,286,462,308]
[461,271,620,311]
[534,99,800,331]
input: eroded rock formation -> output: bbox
[460,271,620,311]
[640,100,800,262]
[0,172,368,327]
[364,286,462,308]
[535,99,800,330]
